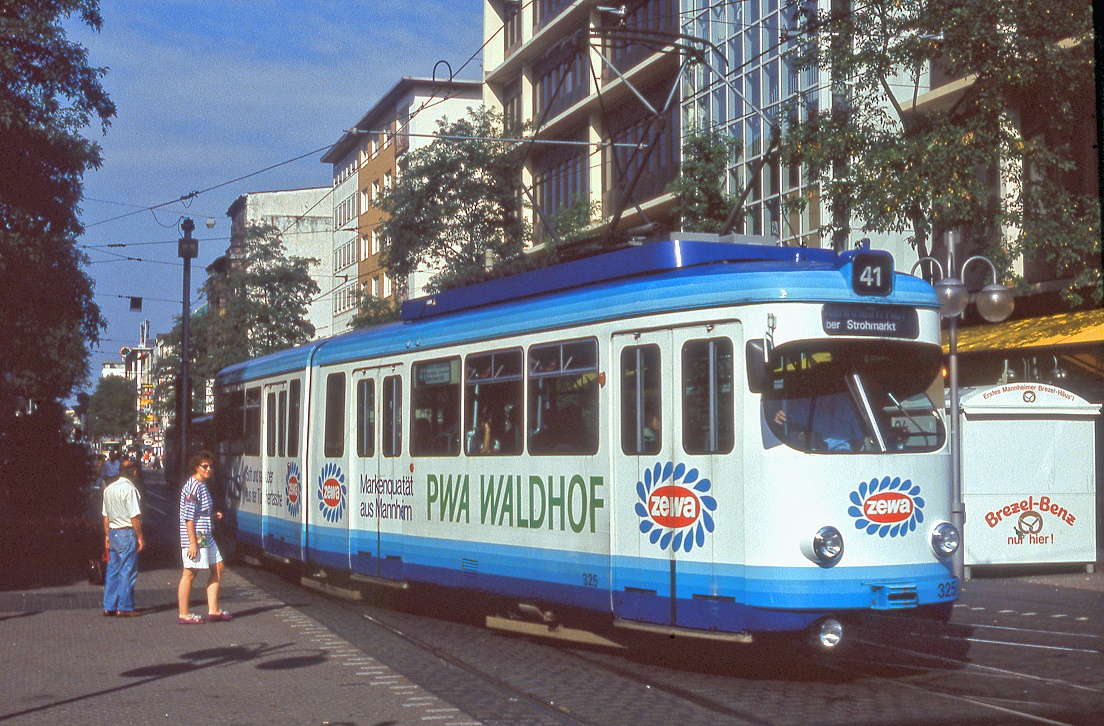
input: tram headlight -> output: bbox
[930,522,960,558]
[807,526,844,565]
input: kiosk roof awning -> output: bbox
[942,308,1104,354]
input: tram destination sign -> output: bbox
[822,303,919,338]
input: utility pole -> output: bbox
[177,218,197,480]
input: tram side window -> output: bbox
[411,357,461,456]
[266,392,277,456]
[288,380,301,458]
[465,349,523,456]
[244,387,261,456]
[277,390,287,457]
[356,378,375,457]
[528,339,600,455]
[217,389,245,455]
[382,374,402,457]
[682,338,735,455]
[324,373,345,458]
[621,345,661,455]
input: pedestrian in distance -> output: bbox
[102,459,144,617]
[101,449,121,485]
[177,451,232,624]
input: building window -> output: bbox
[534,0,573,30]
[534,44,588,120]
[504,1,522,52]
[533,129,588,228]
[503,78,523,135]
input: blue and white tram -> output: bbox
[213,235,959,648]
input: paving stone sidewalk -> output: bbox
[0,563,478,725]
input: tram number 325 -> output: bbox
[936,580,958,599]
[582,572,599,588]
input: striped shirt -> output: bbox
[179,477,214,548]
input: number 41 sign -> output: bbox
[851,250,894,296]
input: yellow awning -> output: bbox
[943,308,1104,354]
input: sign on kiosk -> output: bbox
[959,383,1099,575]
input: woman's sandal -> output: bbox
[206,611,233,622]
[178,613,205,624]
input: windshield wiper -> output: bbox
[846,371,887,452]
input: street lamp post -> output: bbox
[178,218,198,478]
[914,234,1015,581]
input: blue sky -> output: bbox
[70,0,483,391]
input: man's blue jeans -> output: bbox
[103,528,138,613]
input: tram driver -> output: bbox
[765,390,867,452]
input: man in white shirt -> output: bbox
[102,459,144,617]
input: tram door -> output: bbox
[349,365,405,580]
[611,330,677,625]
[612,324,742,629]
[260,382,289,558]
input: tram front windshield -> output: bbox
[762,341,945,454]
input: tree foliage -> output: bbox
[85,374,136,440]
[152,224,319,418]
[350,290,400,330]
[780,0,1099,305]
[198,223,320,378]
[378,107,529,293]
[667,126,742,234]
[0,1,115,405]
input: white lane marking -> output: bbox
[942,634,1100,654]
[857,638,1104,693]
[968,622,1104,640]
[1022,612,1037,616]
[1050,614,1068,618]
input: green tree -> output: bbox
[544,195,602,247]
[0,1,115,406]
[151,225,319,421]
[198,223,320,379]
[85,375,136,440]
[378,107,529,293]
[350,290,400,330]
[780,0,1099,304]
[667,126,742,234]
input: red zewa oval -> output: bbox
[648,485,700,529]
[321,478,342,507]
[863,491,912,523]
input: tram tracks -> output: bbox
[237,557,1103,725]
[823,616,1104,725]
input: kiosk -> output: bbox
[960,382,1099,576]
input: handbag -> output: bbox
[87,546,108,585]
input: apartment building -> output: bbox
[222,188,335,339]
[483,0,682,245]
[323,77,482,333]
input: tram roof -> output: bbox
[216,238,939,385]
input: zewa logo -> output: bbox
[848,476,924,538]
[286,461,302,517]
[635,462,716,552]
[316,462,347,523]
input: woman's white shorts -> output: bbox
[181,541,223,569]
